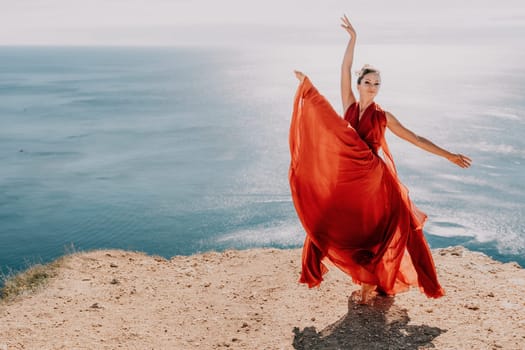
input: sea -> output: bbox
[0,44,523,284]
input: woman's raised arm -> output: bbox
[340,15,357,115]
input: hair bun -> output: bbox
[358,64,377,75]
[356,64,381,84]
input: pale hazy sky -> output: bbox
[1,0,524,46]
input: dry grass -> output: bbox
[0,260,63,301]
[0,244,79,301]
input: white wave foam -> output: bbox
[474,142,525,157]
[435,173,490,187]
[427,206,525,256]
[488,110,522,121]
[215,222,304,247]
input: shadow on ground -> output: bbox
[292,296,445,350]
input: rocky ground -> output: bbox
[0,246,524,349]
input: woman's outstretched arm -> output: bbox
[340,15,357,114]
[386,111,472,168]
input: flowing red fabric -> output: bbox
[289,77,444,298]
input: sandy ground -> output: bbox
[0,246,524,350]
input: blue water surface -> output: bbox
[0,45,523,283]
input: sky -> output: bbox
[1,0,524,46]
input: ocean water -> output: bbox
[0,45,523,282]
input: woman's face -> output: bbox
[358,72,381,99]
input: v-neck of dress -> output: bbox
[355,102,375,128]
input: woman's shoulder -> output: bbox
[343,101,359,120]
[372,103,388,127]
[372,102,385,113]
[346,101,359,111]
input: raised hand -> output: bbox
[447,153,472,168]
[294,70,306,82]
[340,14,356,38]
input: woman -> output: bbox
[290,15,472,303]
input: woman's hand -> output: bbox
[447,153,472,168]
[294,70,306,82]
[340,14,356,38]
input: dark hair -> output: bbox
[357,65,380,85]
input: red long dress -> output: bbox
[289,77,444,298]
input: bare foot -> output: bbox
[351,283,377,304]
[360,283,377,304]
